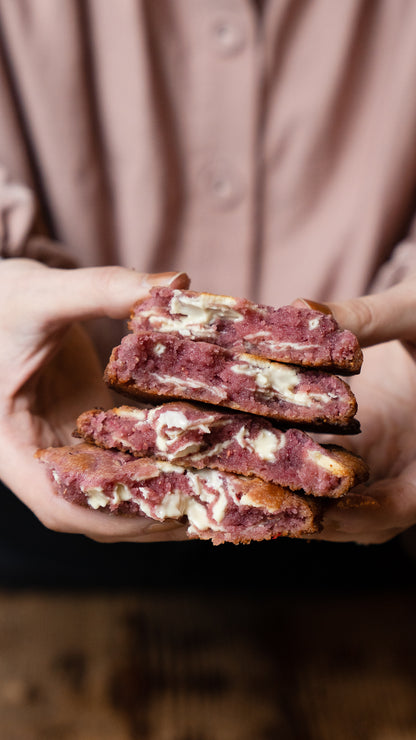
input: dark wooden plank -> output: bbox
[0,591,415,739]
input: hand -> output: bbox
[295,272,416,543]
[0,259,190,542]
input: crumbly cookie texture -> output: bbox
[35,443,322,545]
[76,402,368,498]
[104,331,358,430]
[129,288,363,374]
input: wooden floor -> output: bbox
[0,588,415,740]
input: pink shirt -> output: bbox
[1,0,416,305]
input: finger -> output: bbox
[93,521,189,544]
[50,501,188,543]
[50,498,188,543]
[4,262,189,328]
[46,266,190,324]
[327,283,416,347]
[306,475,416,544]
[1,441,188,543]
[293,283,416,347]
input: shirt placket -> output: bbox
[177,0,263,299]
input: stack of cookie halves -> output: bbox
[36,288,369,544]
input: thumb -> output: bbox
[36,265,190,326]
[297,282,416,348]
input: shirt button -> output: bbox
[198,160,245,210]
[210,15,247,57]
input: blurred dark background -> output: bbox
[1,479,414,593]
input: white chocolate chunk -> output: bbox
[154,460,185,474]
[153,342,166,356]
[252,430,283,460]
[115,407,147,421]
[244,331,272,340]
[112,483,133,504]
[307,449,347,476]
[148,408,207,456]
[192,469,231,524]
[170,291,242,324]
[267,341,318,351]
[244,335,319,352]
[84,487,110,510]
[155,491,188,519]
[183,499,213,531]
[308,317,321,330]
[152,373,227,400]
[231,355,335,407]
[142,468,232,532]
[142,485,218,532]
[141,291,243,337]
[234,426,284,461]
[239,492,279,514]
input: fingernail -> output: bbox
[151,272,190,287]
[293,298,333,316]
[139,271,190,291]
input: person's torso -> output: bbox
[1,0,416,303]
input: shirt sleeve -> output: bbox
[0,165,76,268]
[371,214,416,293]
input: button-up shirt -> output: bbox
[1,0,416,306]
